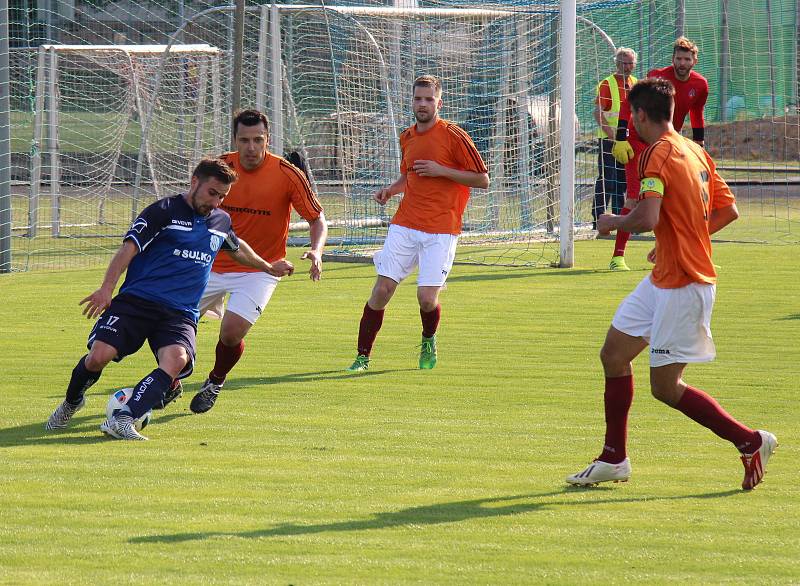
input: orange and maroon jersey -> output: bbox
[392,119,487,235]
[638,130,735,288]
[212,151,323,272]
[621,66,708,142]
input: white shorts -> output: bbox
[373,224,458,286]
[612,274,716,367]
[199,271,280,325]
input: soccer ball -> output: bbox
[106,388,152,431]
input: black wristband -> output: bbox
[615,119,628,142]
[692,127,705,142]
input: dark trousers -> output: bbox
[593,138,626,226]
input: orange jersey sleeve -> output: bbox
[392,119,487,235]
[639,131,725,288]
[212,152,323,272]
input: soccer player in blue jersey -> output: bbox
[45,158,294,440]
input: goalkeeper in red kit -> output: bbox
[607,36,709,271]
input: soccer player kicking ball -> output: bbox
[346,75,489,372]
[566,78,776,490]
[608,36,708,271]
[45,159,293,440]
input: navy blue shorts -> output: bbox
[87,293,197,379]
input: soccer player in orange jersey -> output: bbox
[567,78,776,490]
[188,110,327,414]
[608,36,709,271]
[346,75,489,371]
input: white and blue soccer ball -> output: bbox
[106,388,152,431]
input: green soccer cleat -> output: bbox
[609,255,630,271]
[419,335,438,369]
[347,354,370,372]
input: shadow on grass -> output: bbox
[777,313,800,321]
[129,488,740,544]
[0,405,193,448]
[215,368,418,393]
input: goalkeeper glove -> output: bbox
[612,140,634,164]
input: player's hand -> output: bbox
[79,288,112,320]
[301,250,322,281]
[596,213,617,236]
[374,187,392,205]
[646,247,657,264]
[267,259,294,278]
[411,159,445,177]
[612,140,634,164]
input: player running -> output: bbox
[346,74,489,371]
[608,36,709,271]
[566,78,776,490]
[189,109,327,414]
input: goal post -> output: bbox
[27,43,224,239]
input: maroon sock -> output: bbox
[420,304,441,338]
[613,207,632,257]
[357,303,385,356]
[674,386,761,452]
[599,375,634,463]
[209,339,245,385]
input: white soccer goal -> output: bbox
[26,43,224,239]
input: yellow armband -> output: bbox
[640,177,664,196]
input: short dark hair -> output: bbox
[627,78,674,123]
[192,157,238,185]
[413,74,441,95]
[232,109,270,138]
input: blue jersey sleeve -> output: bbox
[124,200,172,251]
[222,229,240,252]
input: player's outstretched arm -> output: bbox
[80,240,138,319]
[301,213,328,281]
[227,238,294,277]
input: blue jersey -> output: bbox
[120,194,240,321]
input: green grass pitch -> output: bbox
[1,240,798,584]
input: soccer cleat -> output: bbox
[153,379,183,410]
[740,430,778,490]
[609,256,630,271]
[346,354,370,372]
[100,414,148,441]
[419,335,438,369]
[566,458,631,486]
[45,398,86,430]
[190,379,223,414]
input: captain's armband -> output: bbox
[639,177,664,197]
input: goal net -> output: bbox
[9,43,225,268]
[3,0,799,272]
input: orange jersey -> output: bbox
[638,130,735,288]
[392,119,487,235]
[212,151,323,272]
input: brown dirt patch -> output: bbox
[705,116,800,162]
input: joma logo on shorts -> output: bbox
[651,348,671,355]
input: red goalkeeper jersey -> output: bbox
[620,65,709,143]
